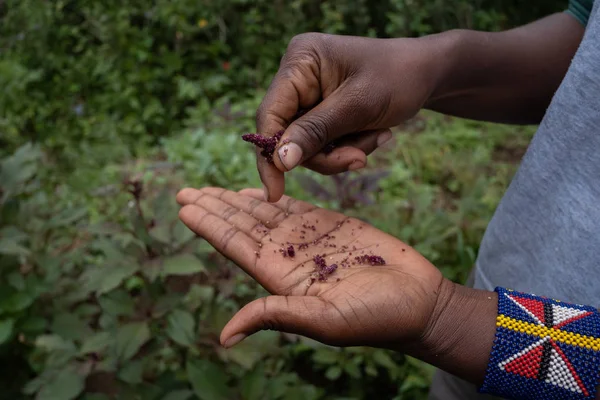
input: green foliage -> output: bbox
[0,0,563,161]
[0,105,534,398]
[0,0,546,398]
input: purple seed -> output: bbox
[287,245,295,258]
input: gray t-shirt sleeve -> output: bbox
[474,0,600,305]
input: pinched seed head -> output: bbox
[241,130,285,164]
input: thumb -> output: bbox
[220,296,334,348]
[273,86,373,172]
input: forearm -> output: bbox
[421,13,584,124]
[409,279,600,399]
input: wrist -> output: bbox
[413,29,469,108]
[409,278,498,385]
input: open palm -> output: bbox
[177,187,444,350]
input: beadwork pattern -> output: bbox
[480,287,600,399]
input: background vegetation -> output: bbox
[0,0,563,398]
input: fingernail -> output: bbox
[262,184,269,202]
[224,333,247,348]
[348,160,365,171]
[278,143,303,171]
[377,131,393,147]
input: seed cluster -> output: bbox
[279,244,296,258]
[354,255,386,266]
[242,107,338,163]
[242,130,285,164]
[310,255,338,282]
[265,216,389,287]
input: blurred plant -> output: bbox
[297,170,390,210]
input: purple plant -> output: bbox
[297,169,390,210]
[242,130,285,164]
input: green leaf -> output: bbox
[115,321,150,362]
[0,318,14,344]
[162,254,205,277]
[312,349,339,364]
[51,313,93,341]
[118,360,144,384]
[166,309,196,347]
[240,366,266,400]
[162,390,193,400]
[372,349,398,370]
[218,331,278,369]
[173,221,195,246]
[343,361,362,379]
[35,367,85,400]
[186,359,230,400]
[183,285,214,310]
[21,316,48,333]
[98,289,135,317]
[0,290,35,312]
[0,237,30,256]
[35,335,77,352]
[96,263,139,295]
[80,332,112,354]
[150,223,172,244]
[365,362,378,377]
[325,366,342,381]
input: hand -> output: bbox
[176,187,451,353]
[256,33,445,202]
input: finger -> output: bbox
[301,129,392,175]
[302,146,367,175]
[257,149,284,203]
[256,52,321,203]
[238,188,317,214]
[186,193,266,242]
[273,84,375,173]
[336,129,393,156]
[178,204,259,272]
[176,187,204,206]
[220,295,335,348]
[195,187,287,228]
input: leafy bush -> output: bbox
[1,0,563,160]
[0,103,534,399]
[0,0,545,398]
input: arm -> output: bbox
[425,13,585,124]
[254,13,584,202]
[414,281,600,399]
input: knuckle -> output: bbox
[294,116,330,150]
[288,32,323,50]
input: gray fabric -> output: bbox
[428,2,600,399]
[474,0,600,308]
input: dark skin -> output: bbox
[178,188,600,398]
[177,187,496,385]
[255,13,584,202]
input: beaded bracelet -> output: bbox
[480,287,600,399]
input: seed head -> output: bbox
[241,130,285,164]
